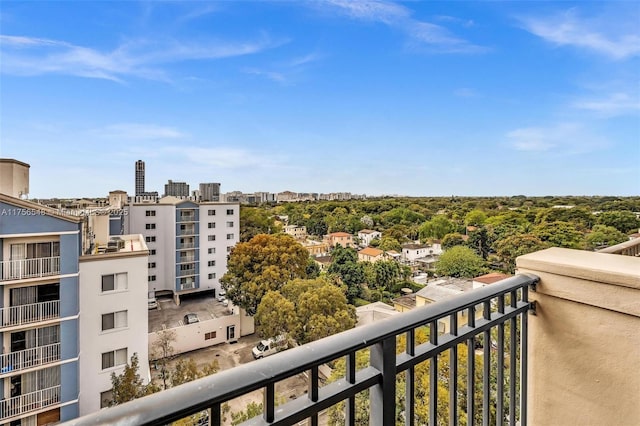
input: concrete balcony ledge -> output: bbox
[517,247,640,425]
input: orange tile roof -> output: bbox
[473,272,511,285]
[359,247,384,257]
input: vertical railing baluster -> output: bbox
[264,382,275,423]
[449,313,458,426]
[370,336,396,426]
[521,286,529,426]
[309,365,319,426]
[483,301,491,426]
[467,305,475,426]
[209,403,220,426]
[405,329,415,426]
[429,321,438,426]
[497,295,505,426]
[509,290,517,426]
[346,352,356,426]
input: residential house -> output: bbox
[357,229,381,246]
[357,247,384,263]
[283,225,307,241]
[324,232,354,249]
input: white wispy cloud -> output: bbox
[573,92,640,116]
[242,51,322,84]
[242,68,287,83]
[96,123,187,140]
[506,122,608,153]
[320,0,485,53]
[163,146,274,169]
[0,33,285,82]
[454,88,479,98]
[518,9,640,59]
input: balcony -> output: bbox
[178,213,196,223]
[177,242,195,250]
[177,269,196,277]
[177,255,195,263]
[65,247,640,425]
[0,343,61,375]
[0,257,61,282]
[597,237,640,257]
[0,385,61,421]
[178,227,197,236]
[0,300,60,328]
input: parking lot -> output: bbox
[148,291,232,332]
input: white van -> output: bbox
[252,335,287,359]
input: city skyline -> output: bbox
[1,1,639,198]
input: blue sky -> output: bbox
[0,1,638,198]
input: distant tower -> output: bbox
[199,182,221,202]
[135,160,145,196]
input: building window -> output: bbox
[148,262,156,268]
[227,246,233,253]
[205,331,217,340]
[208,209,216,216]
[208,273,216,279]
[150,249,156,255]
[208,248,215,254]
[102,310,128,331]
[102,273,127,292]
[148,275,156,282]
[102,348,127,369]
[208,260,216,267]
[226,209,234,215]
[145,236,156,243]
[208,235,216,241]
[100,390,113,408]
[145,210,156,217]
[226,221,234,227]
[226,233,234,240]
[208,222,216,229]
[145,223,156,230]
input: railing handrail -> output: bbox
[0,342,61,374]
[66,274,537,426]
[0,256,61,281]
[0,384,61,420]
[597,238,640,255]
[0,300,60,327]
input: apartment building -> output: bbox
[78,233,149,416]
[124,197,240,302]
[0,192,83,424]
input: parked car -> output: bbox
[252,335,288,359]
[183,313,199,325]
[217,289,226,302]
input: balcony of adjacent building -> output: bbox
[0,257,61,283]
[0,284,60,330]
[177,224,198,236]
[177,264,197,277]
[176,238,196,250]
[1,324,61,378]
[66,246,640,426]
[177,210,196,223]
[1,365,62,423]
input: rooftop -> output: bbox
[80,234,148,260]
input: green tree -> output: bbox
[221,234,310,315]
[378,236,402,252]
[419,215,454,241]
[584,225,628,250]
[465,209,488,226]
[466,227,490,259]
[231,401,263,425]
[256,278,356,344]
[436,246,486,278]
[494,234,549,273]
[110,353,157,406]
[327,246,365,303]
[151,329,176,390]
[597,210,640,234]
[442,232,466,250]
[239,207,280,242]
[372,260,403,290]
[532,221,584,249]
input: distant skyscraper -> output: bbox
[164,180,190,198]
[135,160,145,196]
[199,182,221,202]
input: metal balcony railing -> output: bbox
[0,300,60,328]
[0,385,61,420]
[0,257,61,281]
[177,243,195,250]
[66,274,537,426]
[177,255,195,263]
[597,238,640,256]
[178,228,197,236]
[178,214,196,222]
[177,269,196,277]
[0,343,61,375]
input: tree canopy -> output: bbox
[436,246,486,278]
[221,234,311,315]
[256,277,356,344]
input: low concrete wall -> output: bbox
[149,316,239,357]
[517,247,640,426]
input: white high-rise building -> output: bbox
[124,197,240,302]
